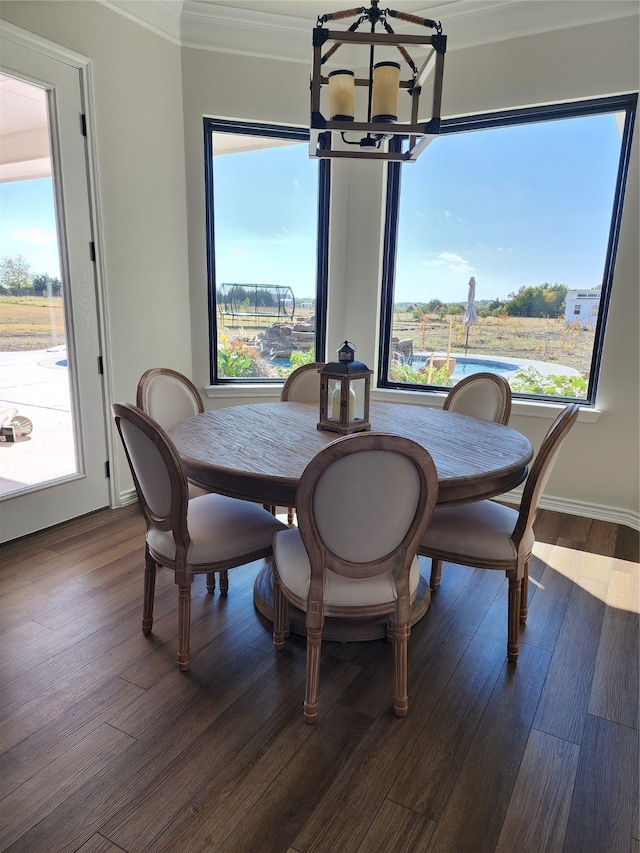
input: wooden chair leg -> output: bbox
[142,545,156,635]
[392,621,410,717]
[177,581,192,671]
[272,570,288,650]
[304,625,323,724]
[507,572,521,663]
[430,558,443,590]
[219,570,229,594]
[206,572,216,594]
[520,559,530,623]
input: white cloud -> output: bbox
[422,251,474,275]
[11,227,56,244]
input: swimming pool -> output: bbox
[408,353,519,378]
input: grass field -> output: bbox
[391,308,594,375]
[0,296,66,351]
[1,297,594,379]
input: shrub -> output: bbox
[389,363,454,387]
[509,367,587,398]
[217,335,266,378]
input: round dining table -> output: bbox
[168,400,533,640]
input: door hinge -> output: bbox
[80,113,87,136]
[89,242,96,262]
[105,460,110,479]
[98,355,104,375]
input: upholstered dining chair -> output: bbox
[137,367,227,592]
[443,372,512,425]
[419,402,579,662]
[272,432,439,723]
[280,361,325,524]
[113,402,286,671]
[280,361,325,403]
[136,367,204,433]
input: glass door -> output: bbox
[0,75,77,493]
[0,30,110,542]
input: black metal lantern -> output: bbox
[310,0,447,162]
[318,342,372,434]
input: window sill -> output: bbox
[204,383,602,423]
[204,383,283,401]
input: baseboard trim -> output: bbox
[117,488,139,507]
[540,495,639,531]
[503,488,640,531]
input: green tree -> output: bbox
[480,297,506,317]
[502,283,567,318]
[0,255,33,295]
[32,273,62,297]
[436,302,464,318]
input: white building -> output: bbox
[564,288,601,324]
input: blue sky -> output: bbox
[0,177,60,279]
[393,111,622,303]
[0,111,622,303]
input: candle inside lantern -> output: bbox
[331,384,356,420]
[371,61,400,122]
[328,70,355,121]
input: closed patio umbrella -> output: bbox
[463,276,478,355]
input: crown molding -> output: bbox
[181,2,310,61]
[98,1,639,61]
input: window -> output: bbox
[379,95,636,403]
[204,119,329,382]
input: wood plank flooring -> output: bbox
[0,505,638,853]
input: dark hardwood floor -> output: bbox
[0,505,638,853]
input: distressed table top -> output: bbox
[168,400,533,508]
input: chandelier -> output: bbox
[310,0,447,161]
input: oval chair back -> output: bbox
[112,402,190,555]
[443,372,512,425]
[512,402,580,550]
[136,367,203,431]
[280,362,325,402]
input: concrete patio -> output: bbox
[0,346,76,497]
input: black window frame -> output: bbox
[204,118,330,384]
[379,93,637,405]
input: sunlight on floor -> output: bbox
[534,541,640,613]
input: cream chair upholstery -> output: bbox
[272,432,439,723]
[444,372,512,425]
[280,362,325,524]
[136,367,204,431]
[113,403,286,671]
[419,403,579,662]
[280,362,325,402]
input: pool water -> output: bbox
[408,354,519,378]
[271,354,520,379]
[453,357,518,377]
